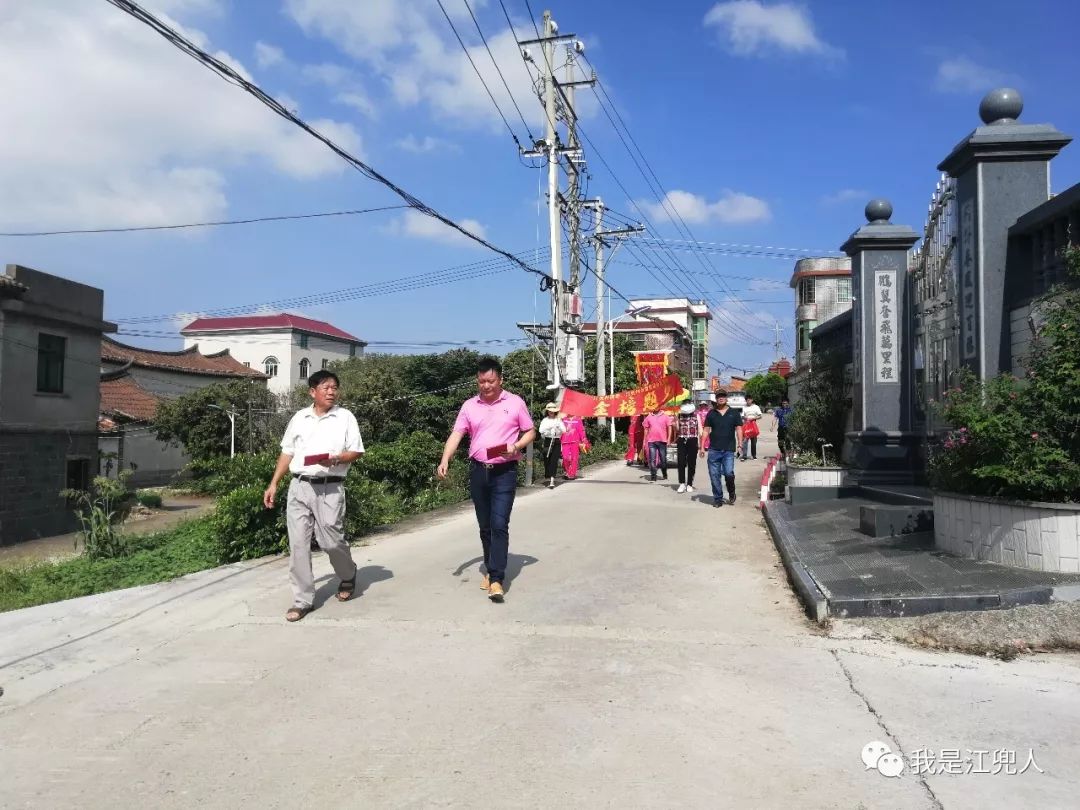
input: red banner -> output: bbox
[634,351,669,385]
[561,374,683,419]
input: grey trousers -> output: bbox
[287,478,357,608]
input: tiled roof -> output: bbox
[102,336,266,378]
[100,374,162,422]
[180,313,363,343]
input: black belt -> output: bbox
[293,474,345,484]
[470,459,518,471]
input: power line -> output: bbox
[0,205,410,238]
[105,0,550,283]
[578,63,775,335]
[114,247,550,324]
[435,0,524,148]
[462,0,535,143]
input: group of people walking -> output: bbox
[264,358,783,620]
[537,406,590,489]
[627,394,773,507]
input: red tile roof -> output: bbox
[100,374,162,422]
[181,313,363,343]
[102,336,266,378]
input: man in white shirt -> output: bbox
[263,370,364,622]
[740,395,763,461]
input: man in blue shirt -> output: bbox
[772,398,792,458]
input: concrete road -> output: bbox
[2,434,1079,808]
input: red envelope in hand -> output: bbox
[304,453,331,466]
[485,444,509,459]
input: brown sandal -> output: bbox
[336,574,357,602]
[285,606,312,622]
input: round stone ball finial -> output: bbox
[979,88,1023,125]
[865,199,892,224]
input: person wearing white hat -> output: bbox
[538,402,565,489]
[674,402,702,494]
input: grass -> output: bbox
[0,517,218,614]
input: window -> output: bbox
[37,333,66,393]
[322,359,329,370]
[298,333,309,349]
[836,277,852,303]
[797,321,818,352]
[349,344,357,358]
[243,361,250,367]
[263,356,279,377]
[799,279,816,305]
[299,358,310,379]
[66,458,90,492]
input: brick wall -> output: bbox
[0,430,97,545]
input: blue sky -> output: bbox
[2,0,1079,379]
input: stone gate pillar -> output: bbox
[841,199,920,480]
[938,88,1070,379]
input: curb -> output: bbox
[762,499,829,622]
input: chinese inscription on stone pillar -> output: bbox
[875,270,898,384]
[959,198,977,361]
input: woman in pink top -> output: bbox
[559,413,589,479]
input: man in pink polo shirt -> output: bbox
[437,357,536,603]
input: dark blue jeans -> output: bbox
[469,461,518,584]
[648,441,669,479]
[707,449,736,504]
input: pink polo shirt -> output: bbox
[453,390,534,462]
[642,412,672,444]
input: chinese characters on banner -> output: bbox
[875,269,899,384]
[560,373,682,419]
[633,351,670,385]
[959,198,977,361]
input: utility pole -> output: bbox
[773,320,784,360]
[587,196,644,426]
[542,10,562,390]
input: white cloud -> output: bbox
[254,41,285,69]
[820,188,868,205]
[391,209,488,247]
[335,92,378,118]
[0,3,364,229]
[284,0,571,133]
[396,134,459,154]
[704,1,842,59]
[934,56,1013,94]
[640,190,772,225]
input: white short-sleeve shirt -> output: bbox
[281,405,364,475]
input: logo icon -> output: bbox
[862,741,904,778]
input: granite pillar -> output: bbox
[841,200,920,481]
[938,88,1070,379]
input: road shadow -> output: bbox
[452,553,539,592]
[312,564,393,608]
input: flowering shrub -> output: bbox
[928,246,1080,502]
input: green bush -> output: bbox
[787,350,847,466]
[0,518,218,613]
[186,451,278,496]
[211,485,288,564]
[358,431,444,499]
[136,490,163,509]
[928,246,1080,502]
[60,473,135,560]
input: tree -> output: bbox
[743,372,787,407]
[154,380,277,462]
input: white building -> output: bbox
[181,314,366,395]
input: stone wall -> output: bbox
[934,492,1080,573]
[0,429,97,545]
